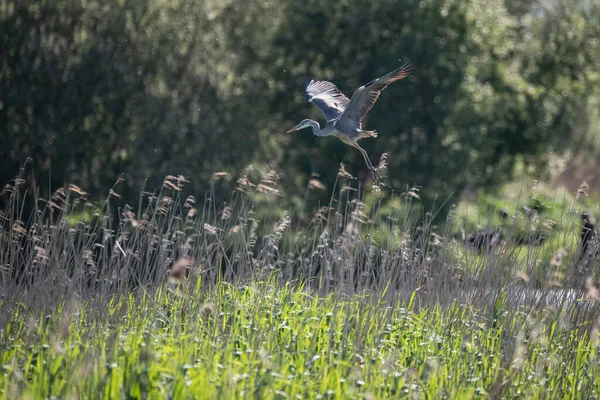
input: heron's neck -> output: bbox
[307,120,323,135]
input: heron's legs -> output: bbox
[350,141,381,181]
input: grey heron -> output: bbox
[287,63,413,181]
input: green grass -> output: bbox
[2,283,600,399]
[452,179,600,281]
[2,170,600,398]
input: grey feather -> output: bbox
[337,63,412,132]
[306,80,350,121]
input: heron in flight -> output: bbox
[287,63,412,181]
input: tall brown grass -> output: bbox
[0,161,598,329]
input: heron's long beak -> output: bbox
[287,122,304,133]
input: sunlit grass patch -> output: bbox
[2,166,600,398]
[1,283,600,399]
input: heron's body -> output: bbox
[303,119,371,141]
[287,63,412,180]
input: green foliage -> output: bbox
[2,0,600,215]
[453,177,600,284]
[253,0,600,206]
[0,0,264,200]
[2,284,600,398]
[1,167,600,397]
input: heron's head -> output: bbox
[286,119,313,133]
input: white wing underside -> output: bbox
[305,80,350,121]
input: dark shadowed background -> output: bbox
[1,0,599,212]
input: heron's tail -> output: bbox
[359,130,378,139]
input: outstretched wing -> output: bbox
[305,80,350,121]
[337,63,412,131]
